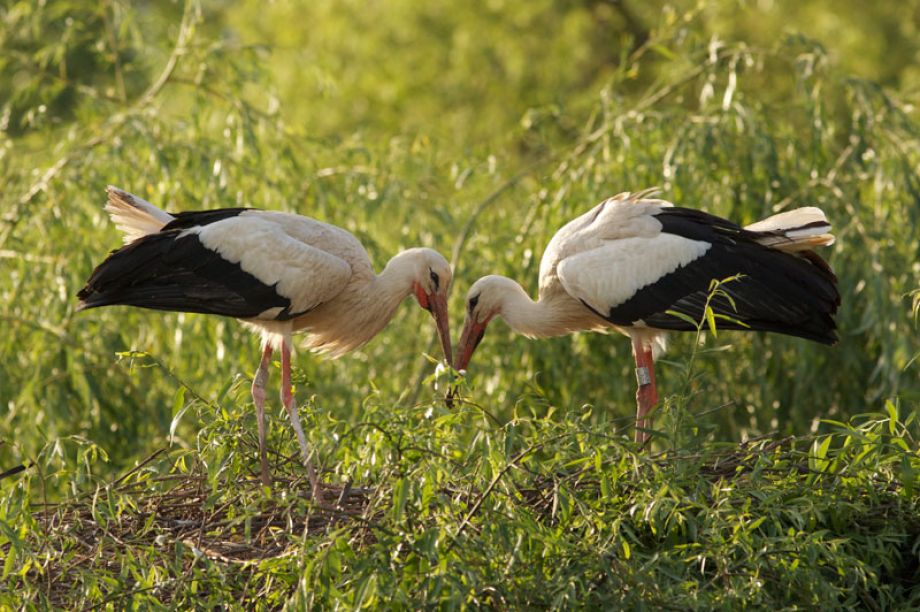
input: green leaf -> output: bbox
[665,309,700,327]
[392,477,409,521]
[2,544,14,580]
[885,401,898,435]
[705,307,718,336]
[169,386,190,443]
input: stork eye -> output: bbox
[468,294,480,313]
[429,269,440,290]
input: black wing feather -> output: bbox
[77,228,297,320]
[160,208,255,231]
[602,207,840,344]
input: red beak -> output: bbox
[428,291,453,367]
[413,283,453,367]
[455,314,488,371]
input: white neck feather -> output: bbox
[373,250,421,307]
[294,250,422,357]
[489,277,596,338]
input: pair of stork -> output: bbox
[78,187,839,491]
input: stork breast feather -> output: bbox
[191,217,352,314]
[557,235,711,314]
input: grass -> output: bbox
[1,0,919,607]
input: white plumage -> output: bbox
[80,187,454,492]
[191,214,354,321]
[744,206,834,251]
[457,190,839,443]
[105,190,174,243]
[557,234,712,317]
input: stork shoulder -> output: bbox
[538,194,672,292]
[240,211,373,269]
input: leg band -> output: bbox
[636,366,652,387]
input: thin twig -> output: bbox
[110,448,167,488]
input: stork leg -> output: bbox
[280,337,321,499]
[252,343,273,487]
[631,336,658,445]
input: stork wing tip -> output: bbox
[106,185,130,200]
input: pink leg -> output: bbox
[632,336,659,445]
[252,344,273,486]
[280,338,321,498]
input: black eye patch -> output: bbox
[429,269,440,291]
[468,293,480,313]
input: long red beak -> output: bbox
[455,315,488,371]
[428,292,453,367]
[414,283,453,367]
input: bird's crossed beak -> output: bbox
[455,315,488,372]
[415,284,453,367]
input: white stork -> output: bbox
[455,190,839,443]
[78,186,453,493]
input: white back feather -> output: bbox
[556,234,711,316]
[539,192,670,297]
[190,213,354,317]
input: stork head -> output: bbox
[455,275,515,371]
[407,248,454,366]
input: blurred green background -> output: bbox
[2,0,919,481]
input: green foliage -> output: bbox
[1,395,919,608]
[1,0,919,607]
